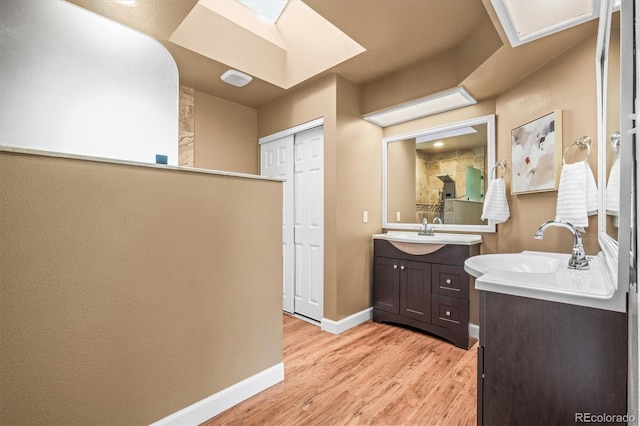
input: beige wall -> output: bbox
[494,31,599,256]
[335,75,383,319]
[194,90,258,174]
[0,151,283,425]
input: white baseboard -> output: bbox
[321,307,373,334]
[151,362,284,426]
[469,323,479,341]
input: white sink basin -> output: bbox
[464,252,560,274]
[374,232,482,246]
[464,251,626,313]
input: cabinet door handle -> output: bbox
[400,265,405,270]
[393,264,398,269]
[446,278,452,284]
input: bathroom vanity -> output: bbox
[478,291,627,425]
[372,233,481,349]
[465,251,628,425]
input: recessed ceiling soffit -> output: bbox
[169,0,365,89]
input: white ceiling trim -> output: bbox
[490,0,601,47]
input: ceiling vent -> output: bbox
[221,69,253,87]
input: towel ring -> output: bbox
[562,136,591,164]
[491,160,507,179]
[611,131,621,155]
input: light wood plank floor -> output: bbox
[202,314,477,426]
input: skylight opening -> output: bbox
[237,0,288,24]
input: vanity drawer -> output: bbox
[432,264,469,299]
[431,295,469,330]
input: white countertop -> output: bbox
[465,251,626,313]
[373,231,482,246]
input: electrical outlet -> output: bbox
[396,211,401,221]
[363,210,368,223]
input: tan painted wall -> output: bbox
[494,32,600,257]
[0,151,283,425]
[335,76,383,319]
[194,90,258,174]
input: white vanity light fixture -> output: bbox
[490,0,608,47]
[362,87,477,128]
[221,69,253,87]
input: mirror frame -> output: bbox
[596,0,621,286]
[382,114,496,233]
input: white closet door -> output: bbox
[293,126,324,321]
[260,135,295,313]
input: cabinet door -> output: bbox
[481,291,627,425]
[373,257,400,314]
[399,260,431,322]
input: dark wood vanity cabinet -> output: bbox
[372,239,479,349]
[478,291,628,426]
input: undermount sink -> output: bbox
[464,252,560,275]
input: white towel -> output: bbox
[554,160,598,229]
[606,158,620,227]
[481,178,510,223]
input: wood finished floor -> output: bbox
[202,314,477,426]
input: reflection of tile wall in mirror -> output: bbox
[414,147,486,224]
[383,114,496,232]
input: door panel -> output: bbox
[293,126,324,320]
[399,260,431,322]
[260,135,294,313]
[373,257,400,314]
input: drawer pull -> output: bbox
[446,278,452,284]
[445,310,451,316]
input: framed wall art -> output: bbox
[511,110,563,194]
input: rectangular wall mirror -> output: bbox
[383,114,496,232]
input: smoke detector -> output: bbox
[220,70,253,87]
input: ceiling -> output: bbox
[65,0,599,110]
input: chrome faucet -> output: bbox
[534,220,589,270]
[418,218,434,236]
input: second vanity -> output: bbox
[372,232,482,349]
[465,249,628,425]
